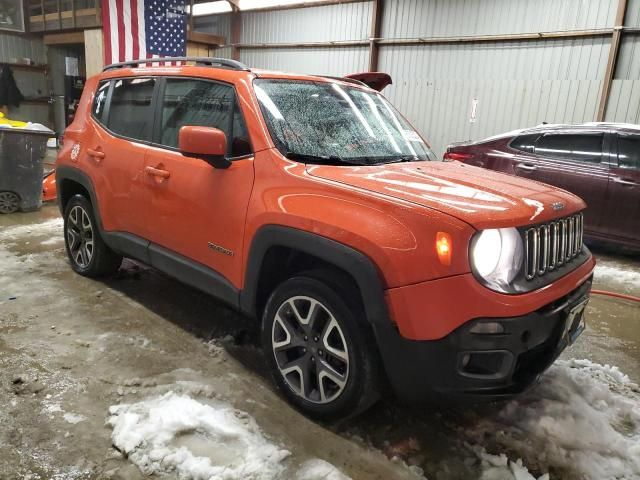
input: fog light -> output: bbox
[470,321,505,334]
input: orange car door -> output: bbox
[86,77,156,236]
[142,77,255,292]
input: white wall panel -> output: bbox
[380,37,610,156]
[381,0,618,39]
[240,46,369,76]
[240,2,373,43]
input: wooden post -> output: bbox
[368,0,383,71]
[84,29,104,77]
[596,0,628,121]
[230,3,241,61]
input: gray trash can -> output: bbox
[0,126,54,214]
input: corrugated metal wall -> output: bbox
[381,0,617,38]
[240,2,372,43]
[604,0,640,123]
[380,37,610,155]
[0,33,49,126]
[195,0,633,156]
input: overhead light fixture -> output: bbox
[189,1,232,16]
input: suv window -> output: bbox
[618,134,640,170]
[107,78,156,141]
[92,81,110,125]
[510,133,540,153]
[535,133,603,163]
[159,78,251,157]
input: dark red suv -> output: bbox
[445,123,640,250]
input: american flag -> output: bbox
[102,0,187,66]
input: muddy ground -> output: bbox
[1,205,639,480]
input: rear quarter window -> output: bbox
[509,134,540,153]
[92,81,110,125]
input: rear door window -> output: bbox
[617,134,640,170]
[534,133,603,163]
[107,78,157,142]
[158,78,252,158]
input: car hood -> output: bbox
[305,161,585,230]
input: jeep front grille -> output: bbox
[524,213,583,280]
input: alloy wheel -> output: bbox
[272,295,350,404]
[66,205,94,268]
[0,191,19,214]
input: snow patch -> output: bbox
[108,392,290,480]
[295,459,350,480]
[475,448,548,480]
[63,412,86,424]
[594,264,640,290]
[467,359,640,480]
[0,217,63,240]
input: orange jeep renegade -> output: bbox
[57,57,595,418]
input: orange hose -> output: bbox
[591,289,640,303]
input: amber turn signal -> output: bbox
[436,231,452,266]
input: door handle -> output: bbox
[87,148,105,163]
[613,177,638,187]
[145,166,171,179]
[516,163,537,172]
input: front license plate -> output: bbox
[564,298,588,344]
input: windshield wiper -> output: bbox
[284,151,362,166]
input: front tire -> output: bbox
[63,194,122,277]
[262,274,379,419]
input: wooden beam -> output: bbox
[368,0,382,71]
[230,3,241,60]
[187,30,225,46]
[597,0,628,121]
[236,40,368,49]
[84,28,104,76]
[189,0,194,31]
[44,31,85,44]
[234,28,611,50]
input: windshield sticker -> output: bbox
[402,130,424,143]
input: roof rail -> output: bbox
[103,57,250,72]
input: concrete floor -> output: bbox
[1,205,638,480]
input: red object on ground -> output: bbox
[42,170,57,202]
[591,289,640,303]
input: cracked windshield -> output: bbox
[254,79,437,165]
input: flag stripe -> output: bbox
[123,0,132,61]
[115,0,126,63]
[130,0,140,59]
[108,0,120,64]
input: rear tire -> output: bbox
[262,272,380,419]
[63,194,122,277]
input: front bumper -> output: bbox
[374,277,592,404]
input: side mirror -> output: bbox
[178,126,231,169]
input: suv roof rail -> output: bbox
[103,57,250,72]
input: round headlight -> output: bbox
[471,228,524,292]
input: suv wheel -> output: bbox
[64,194,122,277]
[262,274,379,419]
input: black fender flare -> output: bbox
[56,165,104,230]
[240,225,390,327]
